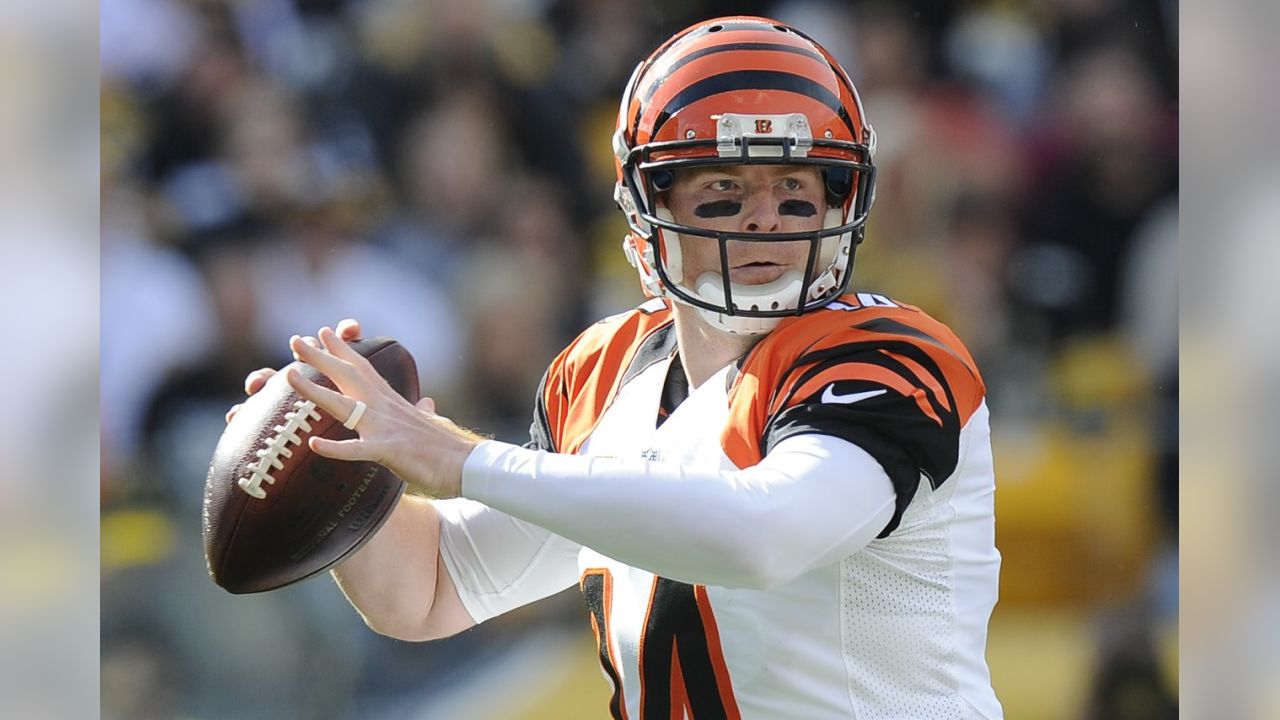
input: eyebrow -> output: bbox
[688,170,735,182]
[673,167,823,192]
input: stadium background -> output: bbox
[100,1,1177,717]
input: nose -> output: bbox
[740,191,781,233]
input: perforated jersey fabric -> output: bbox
[441,296,1003,718]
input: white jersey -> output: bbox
[439,296,1003,719]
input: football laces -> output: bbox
[238,399,322,499]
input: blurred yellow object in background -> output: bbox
[101,507,176,573]
[996,335,1158,607]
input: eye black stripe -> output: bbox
[640,42,829,104]
[651,70,854,138]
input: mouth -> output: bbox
[728,261,789,285]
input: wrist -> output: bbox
[444,436,481,498]
[400,413,482,499]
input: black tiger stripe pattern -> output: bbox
[762,322,968,537]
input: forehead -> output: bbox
[673,164,822,183]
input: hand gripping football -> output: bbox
[203,337,418,594]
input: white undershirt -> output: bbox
[437,433,896,622]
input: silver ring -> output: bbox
[343,400,368,430]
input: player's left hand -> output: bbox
[285,324,481,499]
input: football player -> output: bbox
[242,17,1003,719]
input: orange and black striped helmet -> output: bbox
[614,16,877,334]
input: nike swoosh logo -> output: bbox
[820,386,888,405]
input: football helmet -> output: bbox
[614,16,877,335]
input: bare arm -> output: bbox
[330,494,475,641]
[229,319,474,642]
[258,321,583,631]
[283,326,897,591]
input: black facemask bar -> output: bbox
[620,135,876,318]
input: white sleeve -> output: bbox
[434,498,582,624]
[461,433,896,590]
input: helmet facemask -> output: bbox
[613,17,878,334]
[617,118,876,334]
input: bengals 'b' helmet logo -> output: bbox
[613,16,877,335]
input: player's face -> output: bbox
[660,164,829,286]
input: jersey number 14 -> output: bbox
[582,570,742,720]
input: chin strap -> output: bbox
[692,270,799,335]
[685,206,851,335]
[655,209,684,283]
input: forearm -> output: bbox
[331,494,462,640]
[462,434,896,589]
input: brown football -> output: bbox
[202,337,417,594]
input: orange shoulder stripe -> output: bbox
[543,301,673,455]
[877,348,953,413]
[722,297,985,468]
[783,362,945,427]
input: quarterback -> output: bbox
[242,17,1003,719]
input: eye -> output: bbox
[708,178,739,192]
[780,177,804,192]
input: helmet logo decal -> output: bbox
[717,112,813,159]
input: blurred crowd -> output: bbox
[100,0,1177,718]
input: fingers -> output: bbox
[245,368,277,396]
[415,396,437,414]
[336,318,362,341]
[290,334,360,388]
[286,367,359,426]
[317,325,367,366]
[235,320,367,425]
[309,436,376,462]
[316,326,397,400]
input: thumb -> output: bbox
[416,396,437,414]
[309,436,376,462]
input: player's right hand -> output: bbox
[224,318,363,424]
